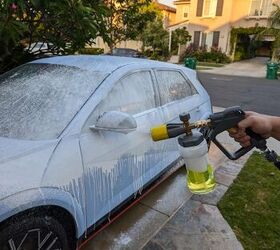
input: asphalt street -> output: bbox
[198,72,280,116]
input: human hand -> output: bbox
[229,111,273,147]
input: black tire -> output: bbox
[0,215,73,250]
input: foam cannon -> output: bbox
[150,106,280,194]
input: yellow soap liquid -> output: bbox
[187,165,216,194]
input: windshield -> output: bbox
[0,63,106,140]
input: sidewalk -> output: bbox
[199,57,268,78]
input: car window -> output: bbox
[155,70,197,105]
[0,63,106,140]
[85,71,156,126]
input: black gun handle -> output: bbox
[212,137,254,160]
[245,128,267,151]
[212,129,266,161]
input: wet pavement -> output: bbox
[143,200,243,250]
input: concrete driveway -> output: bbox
[205,57,269,78]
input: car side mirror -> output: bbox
[90,111,137,134]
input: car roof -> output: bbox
[31,55,188,75]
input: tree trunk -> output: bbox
[231,39,237,61]
[109,40,114,54]
[272,48,277,62]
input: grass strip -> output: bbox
[218,152,280,250]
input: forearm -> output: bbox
[270,117,280,141]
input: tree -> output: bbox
[171,27,192,55]
[140,18,169,59]
[269,3,280,61]
[0,0,108,73]
[103,0,157,52]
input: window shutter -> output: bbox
[216,0,224,16]
[197,0,204,16]
[194,31,201,49]
[212,31,220,47]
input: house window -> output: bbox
[249,0,273,17]
[212,31,220,48]
[203,0,218,17]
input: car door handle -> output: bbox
[195,107,201,112]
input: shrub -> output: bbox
[234,46,247,61]
[144,47,169,61]
[184,44,231,63]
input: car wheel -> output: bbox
[0,215,73,250]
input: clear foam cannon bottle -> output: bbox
[178,131,216,194]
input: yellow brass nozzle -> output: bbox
[150,125,169,141]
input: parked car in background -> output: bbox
[0,55,212,249]
[109,48,146,58]
[24,42,55,55]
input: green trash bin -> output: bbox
[185,57,197,70]
[266,62,279,80]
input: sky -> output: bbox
[159,0,175,7]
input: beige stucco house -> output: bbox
[169,0,280,54]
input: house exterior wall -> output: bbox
[186,0,233,53]
[173,0,278,54]
[175,2,191,23]
[91,38,143,53]
[230,0,269,27]
[161,8,177,27]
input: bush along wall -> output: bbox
[184,44,231,64]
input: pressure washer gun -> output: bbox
[150,106,280,194]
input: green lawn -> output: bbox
[218,152,280,250]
